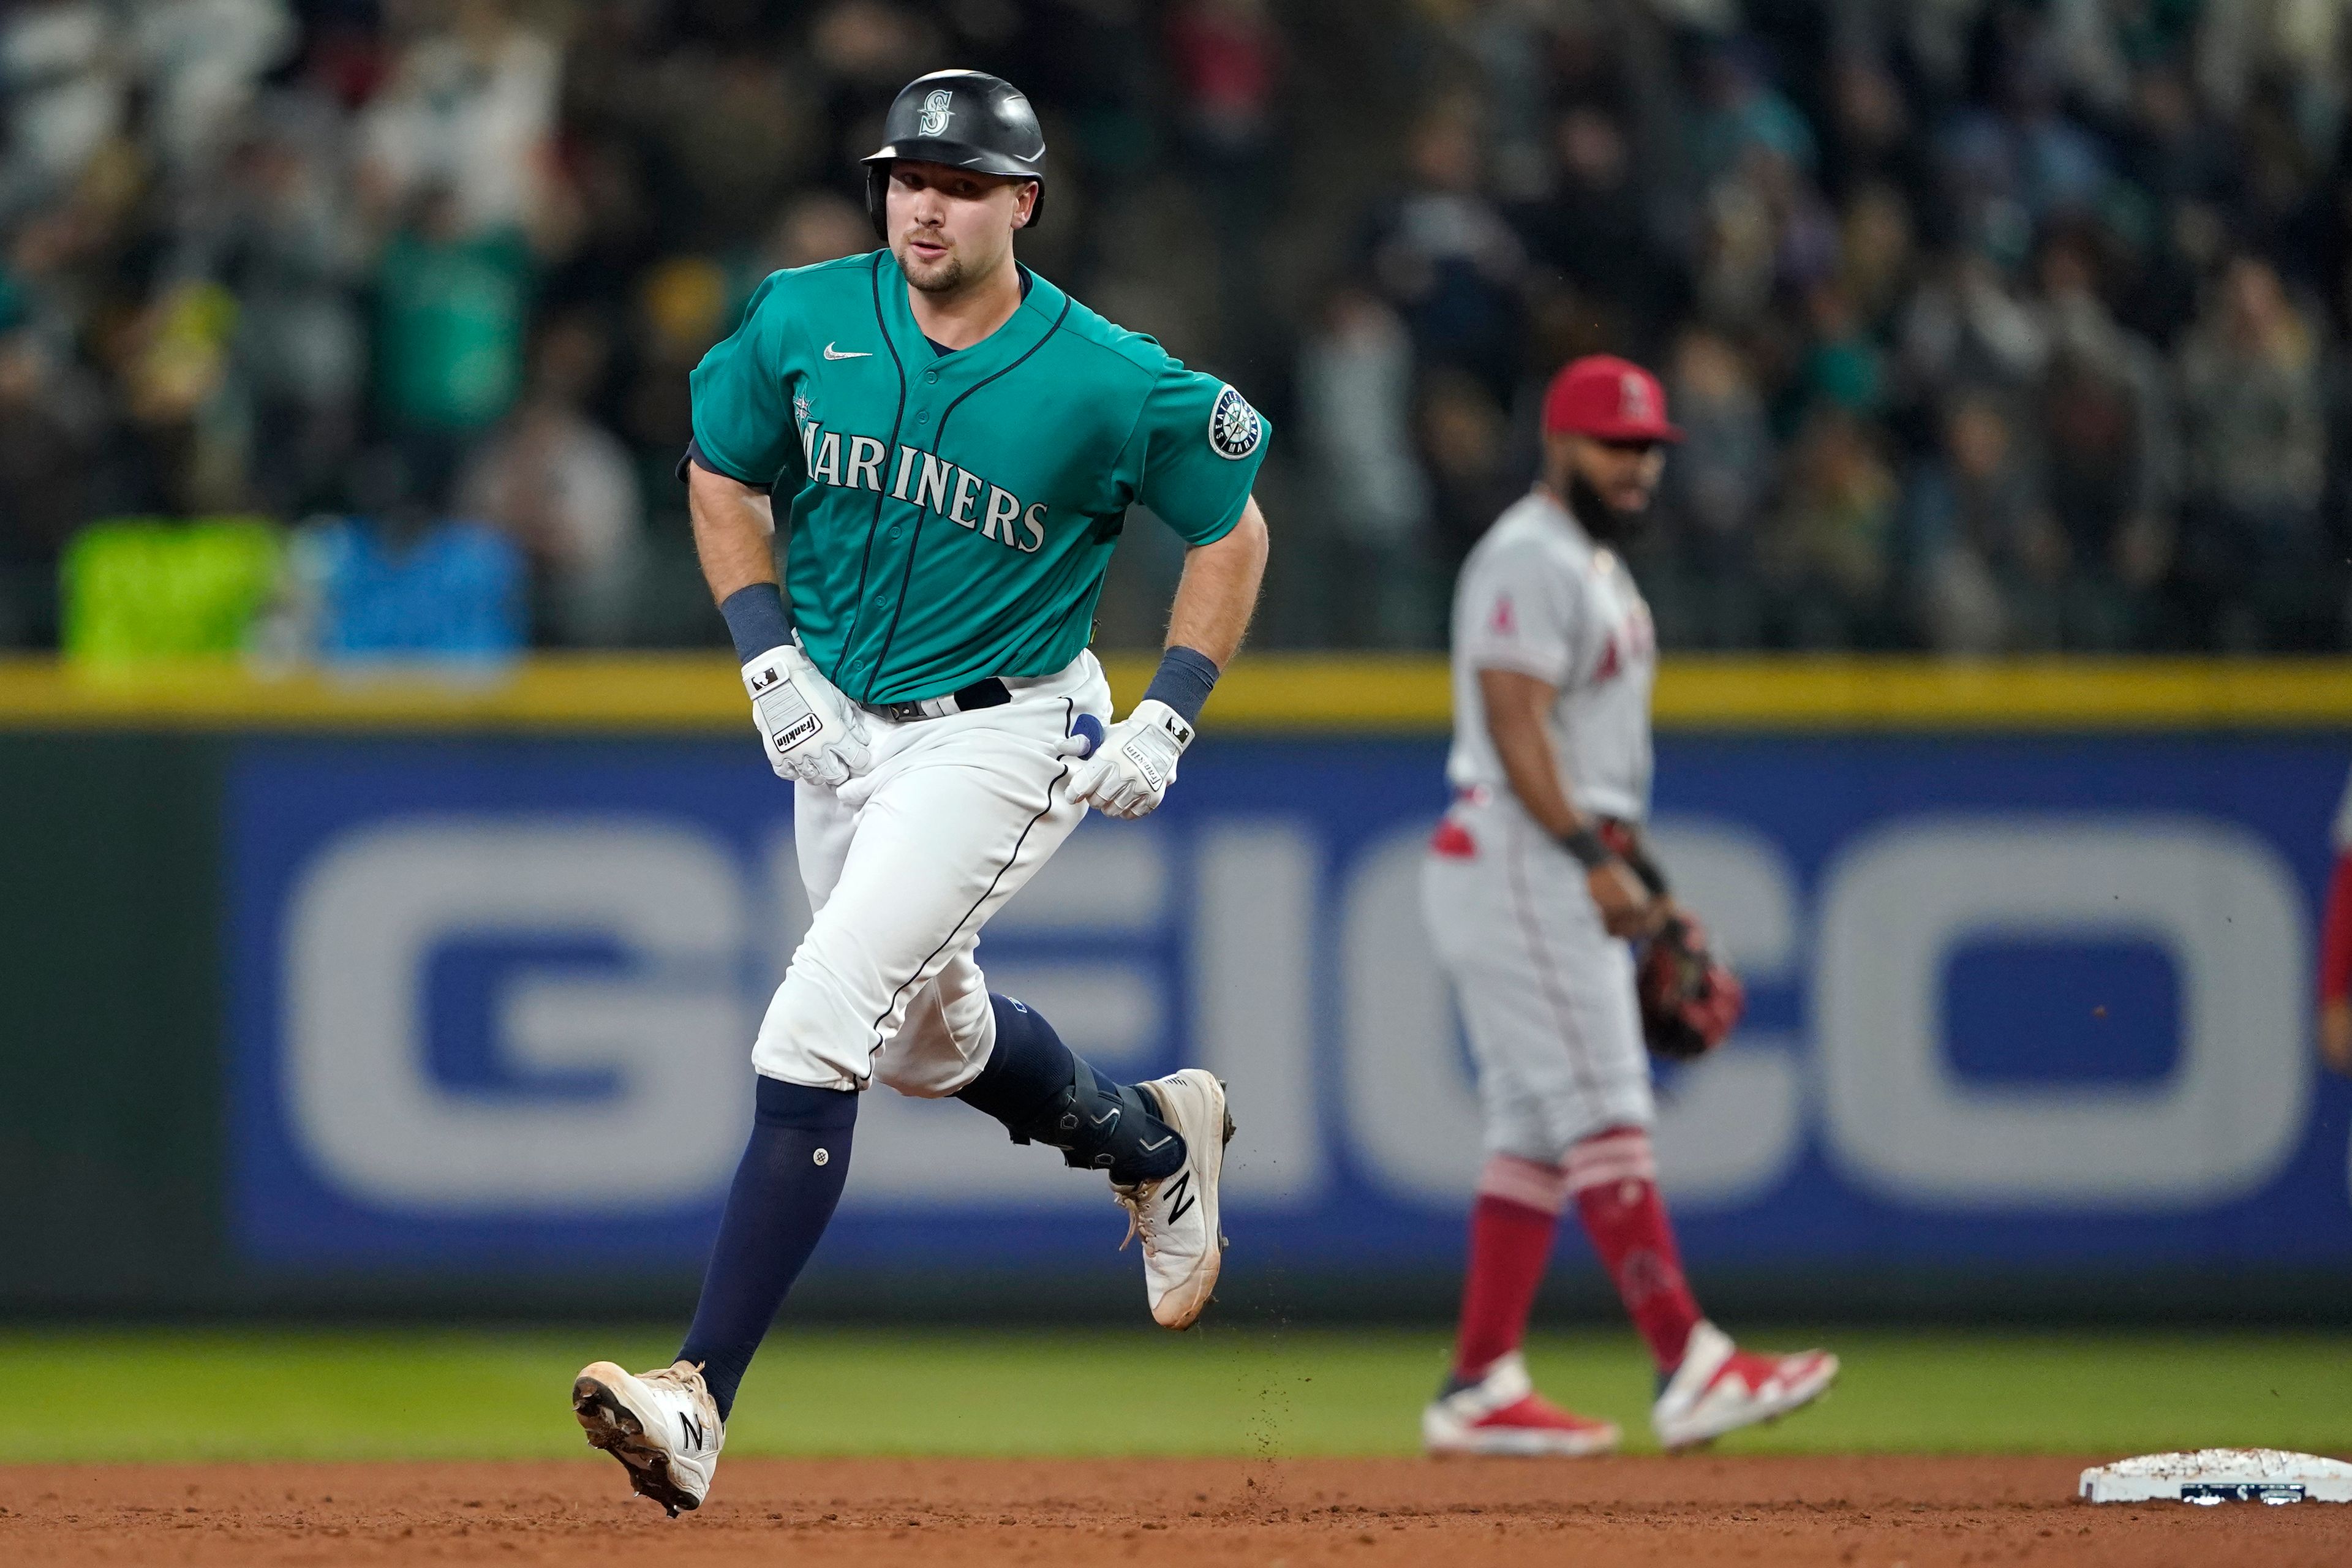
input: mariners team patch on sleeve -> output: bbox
[1208,384,1263,461]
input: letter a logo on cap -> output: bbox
[1621,371,1655,424]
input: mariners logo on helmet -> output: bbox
[919,89,953,137]
[1207,385,1262,460]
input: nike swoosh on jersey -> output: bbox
[824,343,873,360]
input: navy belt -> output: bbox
[865,678,1012,723]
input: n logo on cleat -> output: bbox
[1164,1171,1195,1225]
[679,1412,706,1451]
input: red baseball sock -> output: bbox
[1566,1127,1703,1373]
[1452,1155,1569,1380]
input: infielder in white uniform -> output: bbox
[1419,355,1837,1455]
[568,72,1272,1515]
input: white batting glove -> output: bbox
[1065,699,1194,819]
[741,645,871,788]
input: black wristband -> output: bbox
[720,582,793,664]
[1620,843,1670,897]
[1559,826,1615,870]
[1596,817,1670,895]
[1140,644,1221,726]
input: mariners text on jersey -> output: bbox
[690,248,1271,706]
[796,422,1049,553]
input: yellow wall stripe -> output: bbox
[1649,657,2352,730]
[1,654,2350,731]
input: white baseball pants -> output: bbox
[1421,789,1656,1161]
[753,651,1112,1095]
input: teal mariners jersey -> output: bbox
[689,249,1271,704]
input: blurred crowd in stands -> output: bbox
[6,0,2352,657]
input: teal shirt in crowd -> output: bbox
[374,227,532,431]
[689,249,1270,705]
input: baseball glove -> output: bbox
[1637,913,1745,1060]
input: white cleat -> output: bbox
[572,1359,723,1517]
[1422,1352,1622,1457]
[1651,1321,1839,1452]
[1115,1069,1232,1330]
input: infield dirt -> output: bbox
[6,1455,2350,1566]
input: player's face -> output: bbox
[1564,434,1668,514]
[887,161,1037,293]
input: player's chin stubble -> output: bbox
[899,244,967,295]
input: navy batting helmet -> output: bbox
[862,70,1047,241]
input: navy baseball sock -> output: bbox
[957,993,1186,1185]
[677,1076,857,1422]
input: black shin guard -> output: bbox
[958,994,1186,1185]
[1030,1055,1187,1183]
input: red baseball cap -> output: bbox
[1540,355,1683,444]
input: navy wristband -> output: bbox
[1141,644,1221,726]
[720,582,793,665]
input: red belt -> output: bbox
[1447,788,1632,843]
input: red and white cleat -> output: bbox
[1422,1352,1622,1457]
[1651,1321,1838,1452]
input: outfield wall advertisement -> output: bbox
[225,734,2352,1290]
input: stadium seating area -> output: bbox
[2,0,2350,654]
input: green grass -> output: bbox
[1,1327,2346,1464]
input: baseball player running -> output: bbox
[571,70,1270,1514]
[1419,355,1834,1456]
